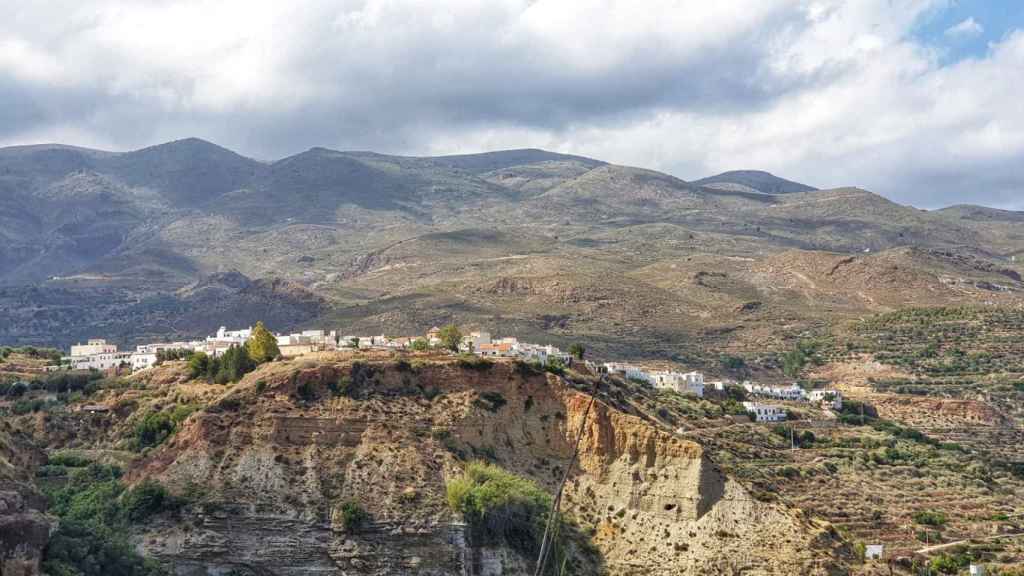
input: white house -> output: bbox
[135,341,205,355]
[67,351,133,371]
[808,389,843,410]
[742,402,787,422]
[276,330,338,351]
[70,339,118,357]
[516,343,572,366]
[130,352,158,371]
[650,371,705,397]
[865,544,884,560]
[744,382,806,401]
[604,363,650,383]
[207,326,252,346]
[970,564,987,576]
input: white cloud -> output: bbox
[945,16,984,39]
[0,0,1020,209]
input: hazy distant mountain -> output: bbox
[1,137,1021,351]
[693,169,817,194]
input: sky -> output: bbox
[1,1,1022,210]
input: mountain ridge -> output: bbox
[1,137,1022,354]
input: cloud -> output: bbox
[945,16,984,39]
[0,0,1020,209]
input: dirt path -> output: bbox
[914,531,1024,555]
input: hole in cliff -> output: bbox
[664,504,677,512]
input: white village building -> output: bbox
[807,389,843,410]
[515,343,572,366]
[650,371,705,397]
[70,339,118,357]
[742,402,787,422]
[135,341,206,356]
[603,363,650,382]
[744,382,806,401]
[130,353,159,371]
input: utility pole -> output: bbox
[790,426,795,450]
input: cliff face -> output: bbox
[0,421,52,576]
[127,355,846,575]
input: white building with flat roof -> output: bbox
[70,339,117,357]
[744,382,806,401]
[742,402,787,422]
[808,389,843,410]
[130,352,158,371]
[604,363,649,383]
[650,371,705,397]
[67,351,133,371]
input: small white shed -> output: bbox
[865,544,883,560]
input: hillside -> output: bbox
[1,138,1023,360]
[4,353,854,575]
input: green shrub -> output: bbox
[133,412,176,449]
[446,462,555,560]
[48,453,92,468]
[339,500,370,532]
[913,510,947,527]
[41,464,167,576]
[122,480,183,522]
[544,358,566,375]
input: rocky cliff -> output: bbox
[122,354,847,575]
[0,420,52,576]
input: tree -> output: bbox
[217,346,254,384]
[411,338,429,352]
[569,343,585,360]
[246,321,280,363]
[188,352,210,380]
[438,324,462,352]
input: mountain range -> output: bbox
[1,137,1022,358]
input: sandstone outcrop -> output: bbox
[128,356,847,575]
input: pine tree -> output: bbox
[246,321,280,363]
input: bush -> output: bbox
[569,343,585,360]
[133,412,176,449]
[49,453,92,468]
[720,354,747,373]
[122,480,183,522]
[913,510,947,527]
[446,461,555,559]
[544,358,566,375]
[457,354,493,371]
[339,500,370,532]
[41,464,168,576]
